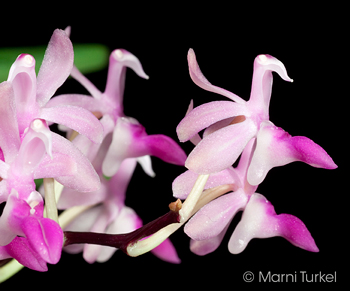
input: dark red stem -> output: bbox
[63,208,180,255]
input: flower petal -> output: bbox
[185,189,247,240]
[187,49,245,104]
[0,190,28,246]
[172,167,241,200]
[176,100,248,142]
[36,29,74,107]
[22,216,63,264]
[228,193,319,254]
[189,223,230,256]
[51,132,100,192]
[45,94,103,113]
[0,81,20,163]
[185,118,257,174]
[40,105,103,144]
[247,54,293,118]
[3,236,48,271]
[247,121,337,185]
[151,238,181,264]
[141,134,187,166]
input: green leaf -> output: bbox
[0,44,109,81]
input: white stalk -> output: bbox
[44,178,58,223]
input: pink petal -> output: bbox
[247,121,337,185]
[4,236,48,271]
[34,152,77,180]
[51,132,100,192]
[189,223,230,256]
[176,100,248,142]
[187,49,245,104]
[185,189,248,240]
[228,193,319,254]
[0,190,28,246]
[45,94,103,113]
[22,216,63,264]
[0,82,20,163]
[104,49,149,107]
[141,134,187,166]
[40,105,103,144]
[172,167,241,200]
[247,54,293,118]
[70,66,102,99]
[151,238,181,264]
[36,29,74,107]
[185,118,257,174]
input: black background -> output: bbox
[1,4,346,288]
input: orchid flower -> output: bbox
[0,118,64,271]
[2,28,102,193]
[180,139,319,256]
[48,45,186,178]
[176,49,337,183]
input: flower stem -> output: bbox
[43,178,58,223]
[63,205,181,254]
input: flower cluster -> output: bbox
[0,27,337,280]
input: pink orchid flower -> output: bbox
[2,28,102,193]
[48,45,186,178]
[176,50,337,183]
[0,119,64,271]
[178,139,319,256]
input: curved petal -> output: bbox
[151,238,181,264]
[247,54,293,118]
[36,29,74,107]
[228,193,319,254]
[172,167,241,200]
[141,134,187,166]
[176,100,248,142]
[104,49,149,107]
[185,189,247,240]
[70,66,102,99]
[22,216,63,264]
[247,121,337,185]
[45,94,103,113]
[51,132,100,192]
[40,105,103,144]
[187,49,245,104]
[0,190,27,246]
[34,152,77,180]
[185,118,257,174]
[189,222,230,256]
[0,82,20,163]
